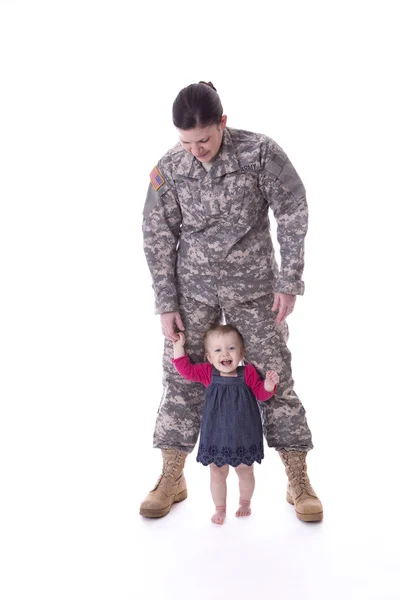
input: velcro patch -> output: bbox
[150,166,165,191]
[240,162,260,172]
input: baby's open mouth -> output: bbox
[221,360,232,366]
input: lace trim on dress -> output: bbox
[197,442,263,467]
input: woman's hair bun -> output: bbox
[199,81,217,92]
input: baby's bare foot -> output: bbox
[211,505,226,525]
[235,500,251,517]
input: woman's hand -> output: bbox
[160,311,185,342]
[272,293,296,323]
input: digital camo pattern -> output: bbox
[227,295,313,451]
[153,294,313,453]
[154,297,220,452]
[143,127,308,315]
[144,127,312,453]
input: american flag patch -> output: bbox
[150,166,165,191]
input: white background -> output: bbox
[1,1,399,599]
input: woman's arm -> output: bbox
[142,161,182,315]
[259,138,308,297]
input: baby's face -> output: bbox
[206,331,244,375]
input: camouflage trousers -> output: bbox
[153,294,313,453]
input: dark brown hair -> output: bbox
[172,82,223,130]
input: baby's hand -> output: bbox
[173,332,186,359]
[264,370,279,392]
[173,332,186,347]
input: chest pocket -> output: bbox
[173,170,264,231]
[173,174,234,227]
[228,171,264,225]
[173,175,207,232]
[203,177,234,217]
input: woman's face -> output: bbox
[177,115,227,162]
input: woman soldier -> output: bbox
[140,81,323,522]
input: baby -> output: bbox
[173,323,279,524]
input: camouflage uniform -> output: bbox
[143,128,313,454]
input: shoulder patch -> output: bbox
[150,166,165,191]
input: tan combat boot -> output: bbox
[139,448,187,518]
[279,450,323,522]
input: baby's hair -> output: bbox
[203,323,245,350]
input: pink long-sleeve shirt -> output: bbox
[172,355,275,401]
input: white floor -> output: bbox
[2,419,399,600]
[131,446,399,600]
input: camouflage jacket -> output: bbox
[143,128,308,314]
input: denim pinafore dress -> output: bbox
[196,366,264,468]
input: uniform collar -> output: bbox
[209,128,240,178]
[173,128,240,179]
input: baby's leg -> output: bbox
[209,464,229,524]
[234,464,255,517]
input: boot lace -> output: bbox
[281,451,311,494]
[153,451,185,492]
